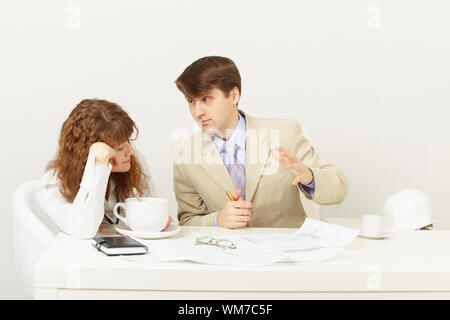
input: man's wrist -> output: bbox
[298,168,314,185]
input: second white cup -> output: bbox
[361,214,384,236]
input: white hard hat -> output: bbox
[382,189,433,233]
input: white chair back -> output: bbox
[12,180,57,299]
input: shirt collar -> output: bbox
[211,111,246,151]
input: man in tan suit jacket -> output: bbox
[173,56,348,228]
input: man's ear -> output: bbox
[231,87,240,106]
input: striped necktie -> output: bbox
[221,142,246,200]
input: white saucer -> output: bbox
[358,232,390,240]
[114,224,181,240]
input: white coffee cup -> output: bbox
[361,214,384,235]
[113,197,169,232]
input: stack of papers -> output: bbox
[122,218,359,266]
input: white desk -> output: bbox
[35,218,450,299]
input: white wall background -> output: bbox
[1,0,449,299]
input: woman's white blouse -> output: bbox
[35,151,158,239]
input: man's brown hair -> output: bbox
[175,56,241,99]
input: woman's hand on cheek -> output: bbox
[89,142,116,166]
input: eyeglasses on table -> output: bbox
[195,236,237,250]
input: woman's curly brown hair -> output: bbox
[47,99,149,202]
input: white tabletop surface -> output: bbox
[35,218,450,298]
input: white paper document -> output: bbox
[243,217,359,251]
[122,218,359,266]
[123,238,285,266]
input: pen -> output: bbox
[226,190,236,201]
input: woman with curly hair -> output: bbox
[36,99,171,238]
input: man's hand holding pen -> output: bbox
[217,189,253,229]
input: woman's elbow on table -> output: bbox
[69,229,98,239]
[66,222,100,239]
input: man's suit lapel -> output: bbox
[243,112,271,202]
